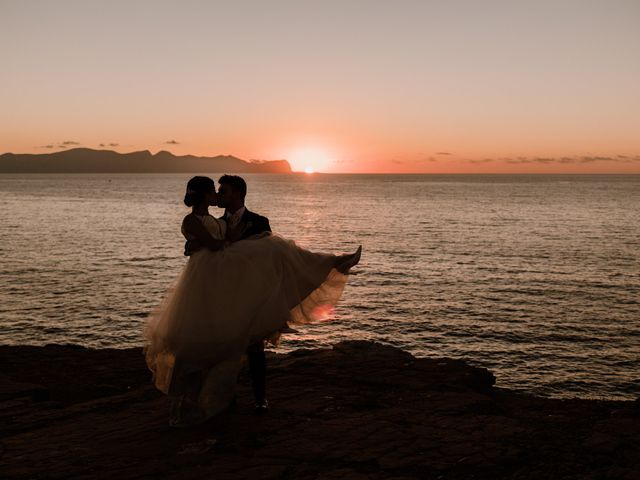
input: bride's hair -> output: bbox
[184,176,215,207]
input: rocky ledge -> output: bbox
[0,341,638,479]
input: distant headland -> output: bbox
[0,148,292,174]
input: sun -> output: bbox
[289,147,332,173]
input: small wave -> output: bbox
[128,255,174,262]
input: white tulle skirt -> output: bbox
[144,234,348,415]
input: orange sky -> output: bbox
[1,1,639,173]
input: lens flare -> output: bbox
[312,304,335,321]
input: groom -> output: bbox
[185,174,271,411]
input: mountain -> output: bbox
[0,148,292,173]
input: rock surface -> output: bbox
[0,341,638,479]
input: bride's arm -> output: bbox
[182,215,225,252]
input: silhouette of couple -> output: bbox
[145,175,361,427]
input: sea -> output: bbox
[1,173,638,400]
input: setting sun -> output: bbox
[289,148,333,173]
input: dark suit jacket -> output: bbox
[229,208,271,240]
[184,208,271,255]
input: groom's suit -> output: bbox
[224,208,271,241]
[222,208,271,406]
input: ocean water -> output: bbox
[1,173,639,400]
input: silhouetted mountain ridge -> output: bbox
[0,148,292,173]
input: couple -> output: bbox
[144,175,361,427]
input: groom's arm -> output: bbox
[243,215,271,239]
[254,214,271,234]
[230,213,271,242]
[263,216,272,233]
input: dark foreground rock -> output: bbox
[0,341,638,479]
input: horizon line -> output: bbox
[3,147,640,175]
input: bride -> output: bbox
[144,176,361,426]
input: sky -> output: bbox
[1,0,639,173]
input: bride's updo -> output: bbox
[184,176,215,207]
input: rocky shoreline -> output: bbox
[0,341,638,479]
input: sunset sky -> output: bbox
[1,0,639,173]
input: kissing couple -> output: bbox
[144,175,361,427]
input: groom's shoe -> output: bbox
[255,399,269,413]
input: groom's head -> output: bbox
[217,175,247,211]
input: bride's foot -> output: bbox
[335,246,362,274]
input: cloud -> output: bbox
[436,151,452,155]
[533,157,556,164]
[391,156,437,164]
[473,155,640,165]
[413,157,437,163]
[580,156,615,163]
[56,141,80,149]
[469,158,495,164]
[109,143,119,147]
[165,140,180,145]
[38,144,55,149]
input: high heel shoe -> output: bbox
[336,245,362,274]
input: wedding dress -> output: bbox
[144,214,349,422]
